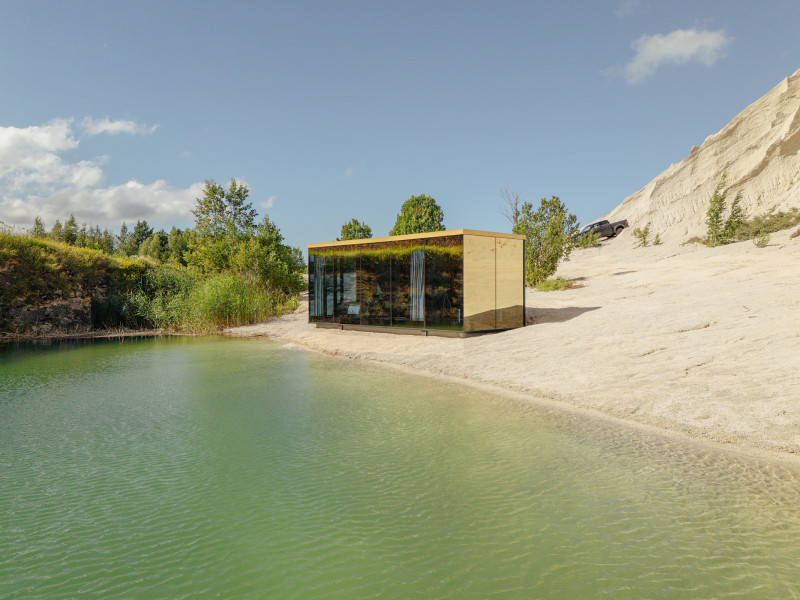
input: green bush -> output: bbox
[737,207,800,240]
[633,223,651,247]
[575,231,600,249]
[753,232,770,248]
[536,277,581,292]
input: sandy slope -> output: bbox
[227,231,800,465]
[606,67,800,242]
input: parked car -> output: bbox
[575,219,629,239]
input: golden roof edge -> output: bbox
[307,229,525,248]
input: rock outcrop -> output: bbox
[2,280,107,336]
[607,67,800,242]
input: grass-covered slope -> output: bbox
[0,234,298,335]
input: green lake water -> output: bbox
[2,336,800,599]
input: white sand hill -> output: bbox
[228,68,800,466]
[607,67,800,242]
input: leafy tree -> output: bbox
[389,194,445,236]
[167,226,193,265]
[63,214,78,245]
[139,231,169,262]
[30,216,47,238]
[193,178,257,239]
[337,218,372,241]
[512,196,579,286]
[229,216,305,294]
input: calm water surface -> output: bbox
[2,336,800,599]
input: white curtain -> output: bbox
[410,250,424,322]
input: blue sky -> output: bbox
[1,0,798,250]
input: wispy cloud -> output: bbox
[615,0,646,18]
[81,116,158,136]
[0,118,200,230]
[622,28,732,84]
[261,195,276,210]
[343,166,356,178]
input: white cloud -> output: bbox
[343,166,356,178]
[81,116,158,136]
[261,195,276,210]
[0,118,200,231]
[623,28,732,84]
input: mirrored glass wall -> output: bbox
[309,235,464,331]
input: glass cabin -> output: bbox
[308,230,526,336]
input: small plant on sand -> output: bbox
[791,227,800,240]
[575,230,601,249]
[632,222,652,247]
[753,232,770,248]
[536,277,582,292]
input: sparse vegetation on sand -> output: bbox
[535,276,583,292]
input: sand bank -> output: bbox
[227,230,800,466]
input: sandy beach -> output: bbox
[228,229,800,466]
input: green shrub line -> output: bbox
[1,234,299,334]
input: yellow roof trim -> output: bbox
[307,229,525,249]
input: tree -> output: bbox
[30,217,46,238]
[167,226,193,265]
[499,187,523,228]
[724,191,745,240]
[228,216,305,293]
[704,174,745,246]
[131,220,154,250]
[193,178,257,239]
[50,219,63,242]
[389,194,445,236]
[704,175,728,247]
[512,196,579,286]
[63,214,78,245]
[139,231,169,262]
[337,218,372,241]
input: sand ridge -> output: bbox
[607,67,800,242]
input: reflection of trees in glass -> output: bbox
[424,236,463,328]
[310,236,464,330]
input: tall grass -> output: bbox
[95,266,297,332]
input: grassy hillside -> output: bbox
[0,234,148,307]
[0,234,298,335]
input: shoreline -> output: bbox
[231,323,800,473]
[227,230,800,471]
[0,328,168,345]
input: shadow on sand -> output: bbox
[526,305,600,325]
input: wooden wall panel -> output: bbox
[463,234,496,331]
[495,237,524,329]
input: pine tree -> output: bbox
[30,216,47,238]
[724,191,745,241]
[63,214,78,245]
[50,219,64,242]
[704,175,728,247]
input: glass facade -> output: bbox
[309,235,464,331]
